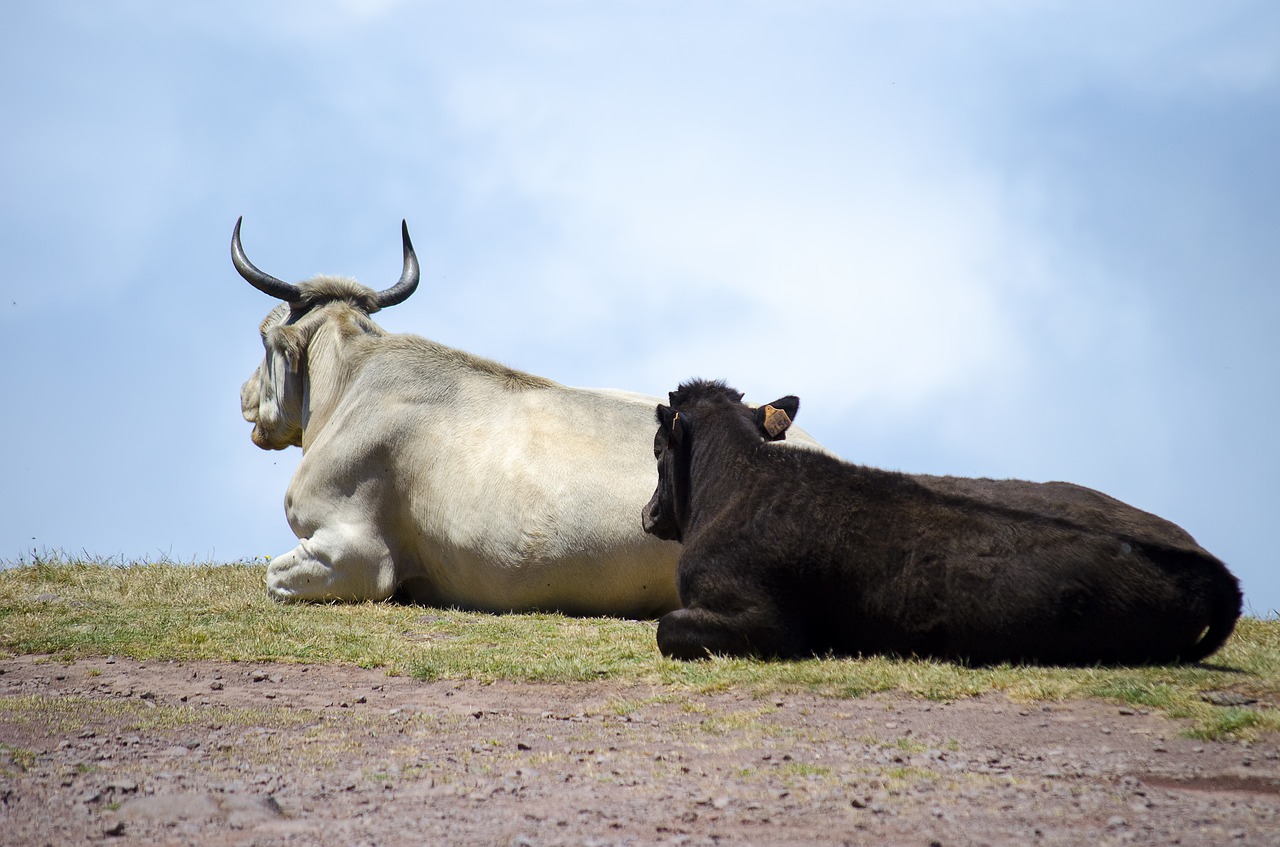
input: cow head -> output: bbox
[232,218,420,450]
[642,403,689,541]
[642,379,800,542]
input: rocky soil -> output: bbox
[1,654,1277,846]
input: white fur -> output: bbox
[242,276,824,616]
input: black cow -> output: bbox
[641,379,1241,665]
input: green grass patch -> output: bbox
[0,693,316,738]
[1,742,38,774]
[2,557,1277,740]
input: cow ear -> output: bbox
[658,404,685,447]
[754,395,799,440]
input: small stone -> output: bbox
[1201,691,1257,707]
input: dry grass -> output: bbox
[1,556,1276,739]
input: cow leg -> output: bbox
[657,606,799,660]
[266,524,397,602]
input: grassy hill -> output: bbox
[2,557,1276,740]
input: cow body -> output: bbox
[232,221,823,614]
[643,379,1242,664]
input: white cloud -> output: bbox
[431,15,1150,426]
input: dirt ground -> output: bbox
[1,655,1277,847]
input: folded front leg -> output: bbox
[657,605,801,660]
[266,523,397,602]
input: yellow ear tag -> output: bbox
[762,405,792,438]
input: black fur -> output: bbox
[643,379,1242,666]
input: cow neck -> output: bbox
[299,308,377,451]
[682,411,760,532]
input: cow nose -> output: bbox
[641,505,656,534]
[642,494,664,533]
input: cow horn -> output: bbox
[231,217,302,302]
[374,220,420,308]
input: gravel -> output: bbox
[2,655,1277,846]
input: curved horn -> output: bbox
[231,217,302,302]
[374,220,420,308]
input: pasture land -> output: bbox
[2,559,1278,846]
[2,558,1277,739]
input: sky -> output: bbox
[2,1,1277,614]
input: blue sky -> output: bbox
[3,2,1277,614]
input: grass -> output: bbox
[1,556,1277,740]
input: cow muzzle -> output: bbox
[641,493,681,542]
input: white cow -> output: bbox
[233,219,821,616]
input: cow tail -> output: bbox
[1179,564,1243,664]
